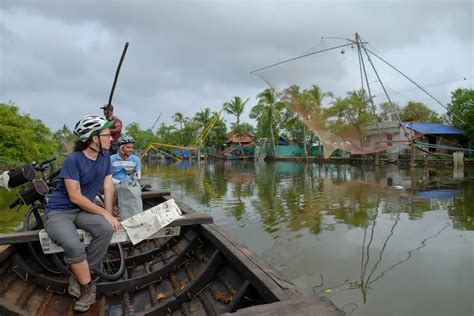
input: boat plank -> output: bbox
[175,199,300,302]
[201,223,300,302]
[141,190,171,199]
[222,296,344,316]
[0,245,13,263]
[0,213,213,245]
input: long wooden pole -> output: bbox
[105,42,129,117]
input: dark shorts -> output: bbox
[109,141,120,155]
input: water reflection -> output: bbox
[141,161,473,315]
[313,204,452,309]
[1,161,472,315]
[144,161,472,234]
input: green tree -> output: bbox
[194,107,212,128]
[399,101,440,123]
[205,118,228,149]
[224,96,249,125]
[281,109,305,142]
[306,85,334,119]
[280,85,332,157]
[250,89,285,157]
[178,121,200,146]
[0,103,56,164]
[325,89,375,146]
[378,102,401,122]
[53,124,75,155]
[280,85,311,158]
[172,112,185,129]
[304,85,333,157]
[125,122,159,150]
[231,123,254,155]
[155,123,175,144]
[445,88,474,146]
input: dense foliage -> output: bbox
[0,103,56,165]
[2,86,469,165]
[399,101,440,123]
[446,88,474,146]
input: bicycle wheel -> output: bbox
[94,242,125,281]
[23,206,69,275]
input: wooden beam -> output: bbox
[0,213,213,245]
[222,296,344,316]
[141,190,171,199]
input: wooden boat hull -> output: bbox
[0,191,343,315]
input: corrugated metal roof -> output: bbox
[402,123,464,135]
[416,190,460,200]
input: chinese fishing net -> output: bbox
[251,35,460,158]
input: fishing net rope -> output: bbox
[252,35,469,158]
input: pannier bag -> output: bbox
[19,180,49,205]
[6,164,36,188]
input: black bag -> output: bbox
[18,180,49,205]
[7,164,35,188]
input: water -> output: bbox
[1,161,473,315]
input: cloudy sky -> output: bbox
[1,0,472,132]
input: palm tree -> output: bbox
[224,96,249,125]
[304,85,333,158]
[250,89,284,157]
[306,85,334,118]
[172,112,185,129]
[194,107,212,128]
[281,85,312,159]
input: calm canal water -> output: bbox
[0,161,472,315]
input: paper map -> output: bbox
[39,199,183,253]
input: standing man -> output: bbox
[101,104,122,154]
[44,115,121,312]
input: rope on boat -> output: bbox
[191,281,215,299]
[11,266,28,282]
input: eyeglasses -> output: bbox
[99,133,112,138]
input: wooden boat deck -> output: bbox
[0,191,344,315]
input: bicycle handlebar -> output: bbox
[34,157,57,172]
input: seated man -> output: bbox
[110,134,141,187]
[44,115,121,312]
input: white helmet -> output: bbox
[74,115,114,141]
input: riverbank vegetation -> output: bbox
[1,87,473,166]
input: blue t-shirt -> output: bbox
[45,151,112,212]
[110,154,141,182]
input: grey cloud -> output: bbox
[1,0,472,131]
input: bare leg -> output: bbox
[70,260,91,285]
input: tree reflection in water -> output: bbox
[141,161,472,315]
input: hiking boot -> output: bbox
[73,283,96,312]
[68,274,81,299]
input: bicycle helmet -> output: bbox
[118,134,135,145]
[74,115,114,141]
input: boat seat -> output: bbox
[0,213,213,245]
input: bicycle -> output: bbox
[5,157,125,281]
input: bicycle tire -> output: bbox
[94,242,125,281]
